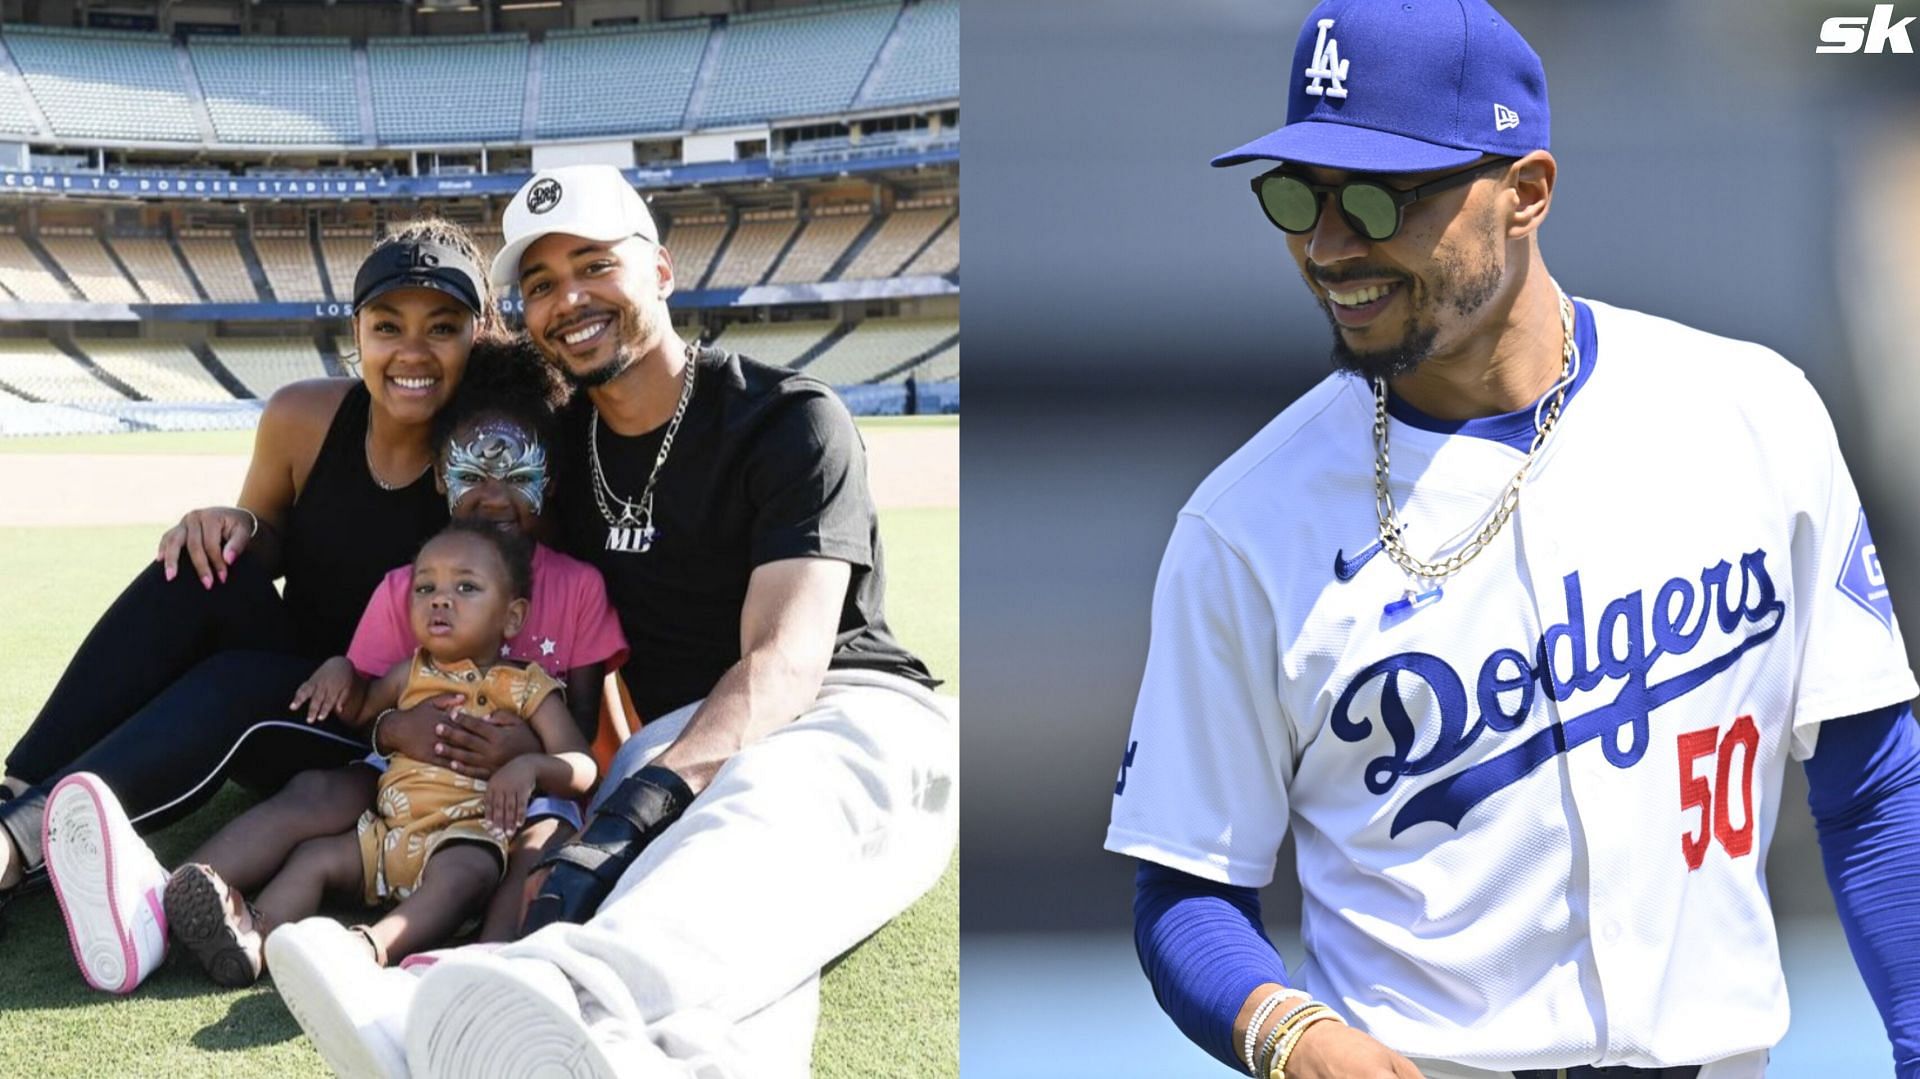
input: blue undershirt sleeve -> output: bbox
[1133,859,1292,1074]
[1804,700,1920,1077]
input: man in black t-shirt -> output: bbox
[549,345,936,723]
[271,165,956,1078]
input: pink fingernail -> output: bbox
[165,566,175,580]
[201,576,212,589]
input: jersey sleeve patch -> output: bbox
[1838,507,1895,634]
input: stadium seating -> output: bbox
[79,339,229,401]
[801,316,955,384]
[840,206,950,280]
[0,7,961,151]
[768,210,870,284]
[39,229,142,303]
[321,229,375,302]
[110,235,203,303]
[368,35,526,143]
[0,230,76,302]
[211,338,330,398]
[902,214,957,275]
[0,339,126,402]
[190,37,361,145]
[895,339,956,382]
[538,23,706,138]
[176,229,261,303]
[6,26,200,142]
[254,231,327,302]
[709,319,837,368]
[697,1,898,127]
[863,0,958,107]
[661,217,729,291]
[0,63,40,136]
[706,213,798,288]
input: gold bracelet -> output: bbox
[1253,999,1317,1076]
[1259,1003,1338,1076]
[1269,1008,1345,1079]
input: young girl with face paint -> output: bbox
[8,220,497,971]
[57,340,629,989]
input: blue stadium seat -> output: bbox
[697,2,898,127]
[6,25,199,142]
[368,34,526,143]
[863,0,957,107]
[538,23,707,137]
[190,37,361,145]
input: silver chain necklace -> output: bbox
[1372,290,1578,617]
[590,341,698,554]
[365,427,431,492]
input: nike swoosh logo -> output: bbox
[1334,538,1384,581]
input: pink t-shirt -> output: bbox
[348,542,628,682]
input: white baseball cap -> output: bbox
[490,164,660,289]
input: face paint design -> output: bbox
[445,421,549,516]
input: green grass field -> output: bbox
[0,506,957,1076]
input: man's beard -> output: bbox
[1321,232,1503,382]
[547,300,653,389]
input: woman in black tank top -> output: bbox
[0,221,499,902]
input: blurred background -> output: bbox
[960,0,1920,1074]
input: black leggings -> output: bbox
[0,557,368,871]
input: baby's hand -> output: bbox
[289,656,356,724]
[487,757,538,838]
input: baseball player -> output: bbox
[1104,3,1920,1078]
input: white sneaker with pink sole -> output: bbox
[43,771,170,994]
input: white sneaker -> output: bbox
[43,772,169,994]
[267,917,415,1079]
[406,952,644,1079]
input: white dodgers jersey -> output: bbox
[1104,300,1917,1073]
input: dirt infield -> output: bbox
[2,426,957,527]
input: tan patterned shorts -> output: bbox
[356,754,507,905]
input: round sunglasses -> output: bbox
[1251,158,1514,243]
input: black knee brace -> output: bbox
[520,765,695,934]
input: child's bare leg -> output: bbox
[480,818,569,943]
[253,831,366,939]
[187,766,377,893]
[365,844,501,964]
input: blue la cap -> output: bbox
[1211,0,1549,173]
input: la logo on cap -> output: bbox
[528,178,563,215]
[1304,18,1349,99]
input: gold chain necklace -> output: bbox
[1372,290,1578,617]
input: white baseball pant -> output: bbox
[477,669,959,1077]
